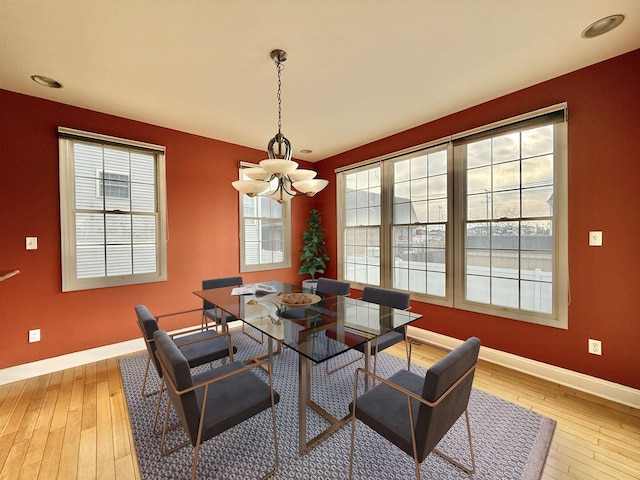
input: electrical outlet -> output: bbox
[588,339,601,355]
[29,329,41,343]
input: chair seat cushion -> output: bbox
[354,330,404,355]
[350,369,424,458]
[204,308,238,324]
[324,327,402,353]
[280,308,306,320]
[174,330,237,367]
[192,362,280,442]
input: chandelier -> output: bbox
[232,49,328,203]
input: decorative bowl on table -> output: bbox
[273,293,321,308]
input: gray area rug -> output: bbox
[119,328,555,479]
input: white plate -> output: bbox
[273,293,321,308]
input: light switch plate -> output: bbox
[589,231,602,247]
[26,236,38,250]
[29,329,40,343]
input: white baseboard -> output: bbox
[0,338,146,386]
[2,325,638,410]
[0,322,243,386]
[407,326,640,410]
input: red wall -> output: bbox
[2,50,639,390]
[0,91,314,369]
[314,49,640,389]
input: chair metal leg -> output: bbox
[433,409,476,474]
[151,378,164,435]
[159,391,190,456]
[408,338,415,372]
[404,325,410,369]
[140,356,161,397]
[241,321,265,343]
[261,341,280,479]
[325,352,363,375]
[348,371,359,480]
[406,393,421,480]
[151,378,181,436]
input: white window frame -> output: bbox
[58,127,167,292]
[238,162,291,272]
[337,104,568,328]
[338,163,383,286]
[389,145,453,303]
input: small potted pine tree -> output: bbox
[299,208,329,292]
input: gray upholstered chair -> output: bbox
[153,329,280,480]
[202,276,263,343]
[135,304,236,398]
[326,286,410,375]
[135,304,237,435]
[348,337,481,479]
[281,277,351,322]
[316,277,351,296]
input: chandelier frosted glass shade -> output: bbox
[292,179,329,195]
[259,159,299,176]
[267,178,295,202]
[233,161,328,203]
[243,167,272,181]
[231,180,270,197]
[288,169,317,182]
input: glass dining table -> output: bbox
[193,280,422,454]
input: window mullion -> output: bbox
[380,161,393,288]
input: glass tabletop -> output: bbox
[194,280,422,363]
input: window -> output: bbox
[338,105,568,328]
[392,147,449,298]
[59,127,167,292]
[341,165,381,285]
[238,163,291,272]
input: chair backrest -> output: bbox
[415,336,481,460]
[153,329,201,446]
[202,276,243,310]
[134,305,162,377]
[316,277,350,296]
[362,286,410,310]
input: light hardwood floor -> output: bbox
[1,342,638,479]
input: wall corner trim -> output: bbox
[407,327,640,409]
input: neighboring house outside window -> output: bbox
[58,127,167,292]
[238,162,291,272]
[98,170,129,199]
[337,105,568,328]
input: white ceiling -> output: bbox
[1,1,639,161]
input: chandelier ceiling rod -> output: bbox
[268,49,290,161]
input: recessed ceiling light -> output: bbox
[300,149,313,154]
[582,14,624,38]
[31,75,63,88]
